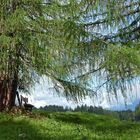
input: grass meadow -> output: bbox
[0,110,140,140]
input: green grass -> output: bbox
[0,110,140,140]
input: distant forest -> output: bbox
[39,103,140,121]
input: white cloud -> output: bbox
[19,77,140,110]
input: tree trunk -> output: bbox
[0,78,17,111]
[0,1,20,112]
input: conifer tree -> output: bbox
[0,0,140,111]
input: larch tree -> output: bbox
[0,0,140,111]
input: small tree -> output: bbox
[135,103,140,121]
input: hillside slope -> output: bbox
[0,111,140,140]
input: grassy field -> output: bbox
[0,110,140,140]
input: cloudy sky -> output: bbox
[20,77,140,111]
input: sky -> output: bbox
[19,76,140,111]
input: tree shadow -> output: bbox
[0,119,46,140]
[51,112,109,126]
[0,114,90,140]
[52,112,140,135]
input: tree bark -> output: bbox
[0,78,17,111]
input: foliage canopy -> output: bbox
[0,0,140,102]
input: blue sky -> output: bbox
[20,76,140,111]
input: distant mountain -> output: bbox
[109,100,140,111]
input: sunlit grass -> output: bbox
[0,111,140,140]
